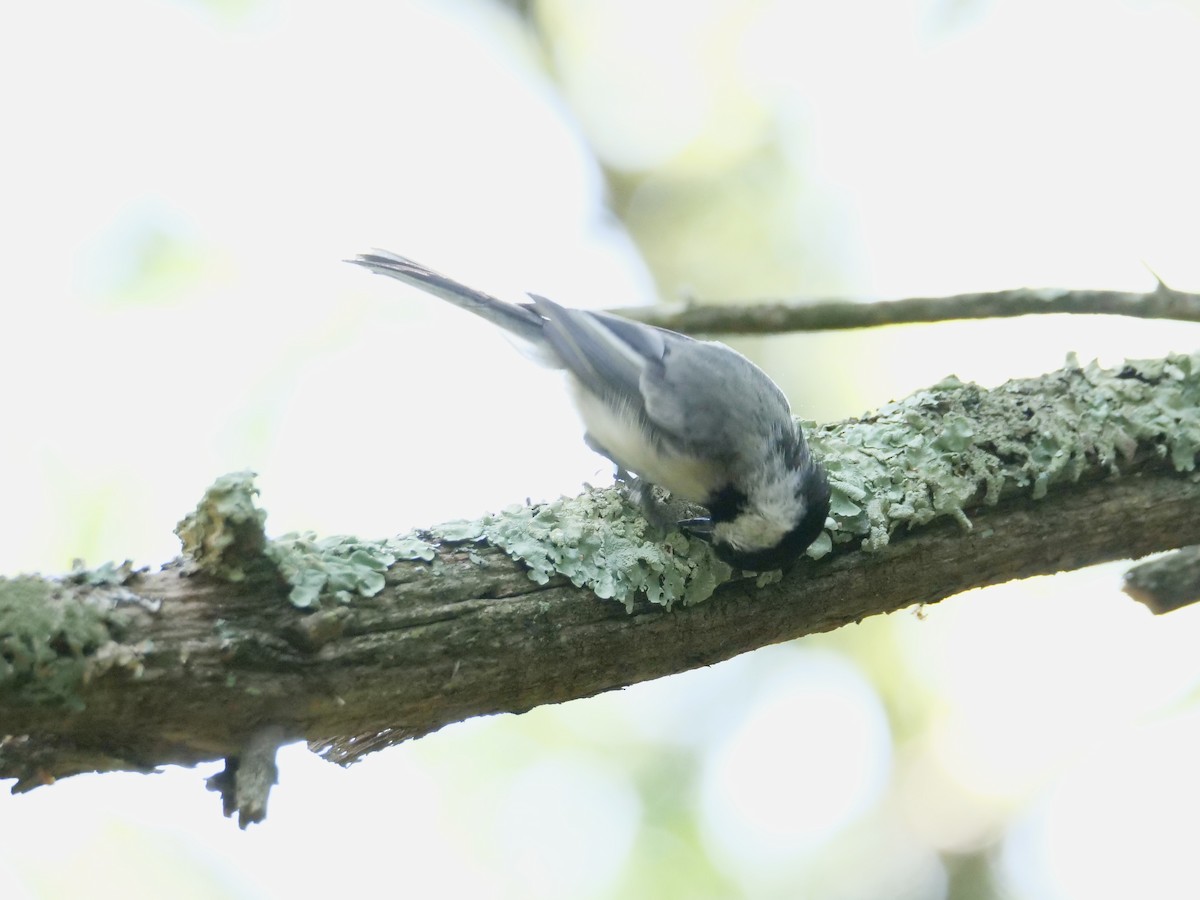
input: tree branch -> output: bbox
[2,354,1198,807]
[614,283,1200,334]
[1124,547,1200,614]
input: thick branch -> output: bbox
[615,284,1200,334]
[2,354,1198,789]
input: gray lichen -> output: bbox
[173,354,1200,613]
[813,353,1200,554]
[473,354,1198,603]
[437,489,732,612]
[265,532,436,609]
[175,470,269,582]
[0,566,153,709]
[175,471,439,609]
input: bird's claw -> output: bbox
[677,517,714,542]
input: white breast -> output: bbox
[569,379,717,502]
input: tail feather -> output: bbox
[348,250,545,344]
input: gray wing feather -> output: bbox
[637,339,795,463]
[531,293,792,461]
[528,294,668,404]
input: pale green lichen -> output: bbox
[65,559,158,613]
[266,532,436,609]
[176,472,438,609]
[809,353,1200,555]
[68,558,140,588]
[176,354,1199,611]
[0,572,152,708]
[175,470,268,582]
[432,520,486,542]
[444,489,732,612]
[179,473,722,611]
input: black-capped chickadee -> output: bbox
[350,250,830,572]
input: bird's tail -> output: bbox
[348,250,546,345]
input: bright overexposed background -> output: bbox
[3,1,1200,897]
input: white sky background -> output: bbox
[2,0,1200,897]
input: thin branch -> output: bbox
[1,354,1198,797]
[1124,547,1200,614]
[614,284,1200,334]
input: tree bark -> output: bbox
[2,353,1198,796]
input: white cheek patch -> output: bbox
[570,381,717,502]
[713,512,790,553]
[757,477,808,533]
[713,473,808,552]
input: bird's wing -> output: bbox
[527,295,673,408]
[530,294,791,462]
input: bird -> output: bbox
[349,250,830,572]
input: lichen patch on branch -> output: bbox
[0,561,154,713]
[815,353,1200,553]
[174,470,269,582]
[174,470,438,608]
[171,354,1200,613]
[439,488,733,611]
